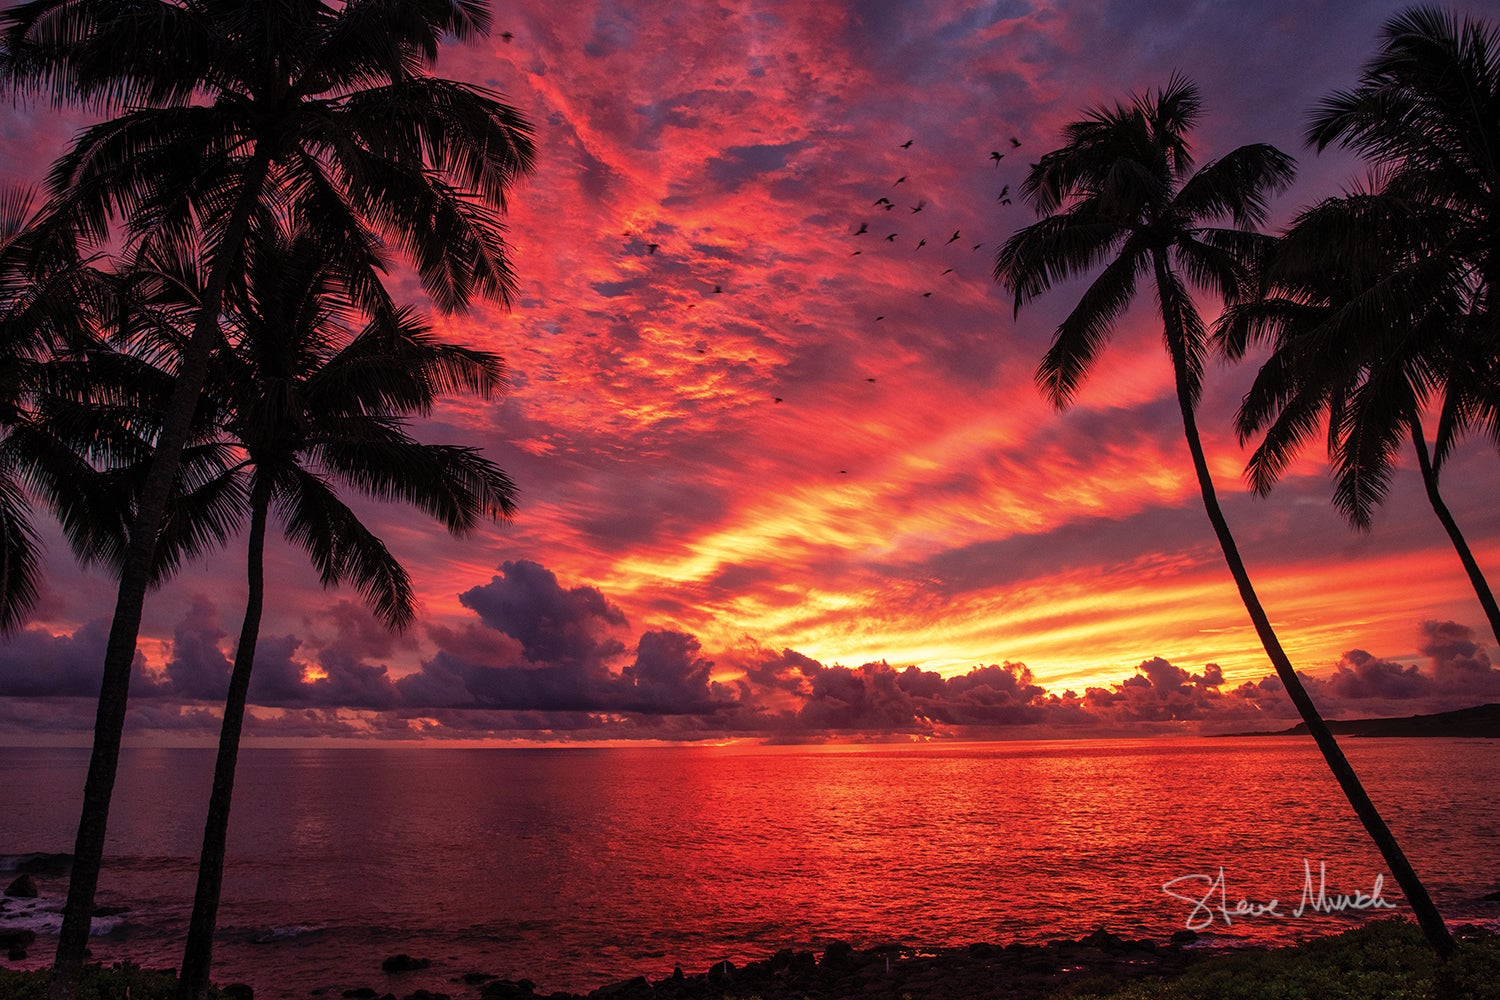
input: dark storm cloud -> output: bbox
[0,618,147,698]
[458,560,629,668]
[160,598,233,701]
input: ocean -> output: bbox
[2,737,1498,998]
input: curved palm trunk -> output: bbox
[50,150,273,1000]
[1170,381,1454,957]
[1151,256,1451,956]
[1409,418,1500,647]
[178,476,271,1000]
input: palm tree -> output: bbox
[136,226,516,1000]
[0,4,534,992]
[0,184,126,632]
[993,75,1454,955]
[1306,6,1499,462]
[1222,190,1500,647]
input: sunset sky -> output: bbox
[1,0,1497,743]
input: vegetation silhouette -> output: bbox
[993,74,1453,956]
[1230,6,1499,646]
[0,2,535,997]
[126,224,516,1000]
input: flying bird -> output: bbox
[922,291,933,297]
[774,397,783,404]
[990,151,1003,166]
[714,284,723,293]
[865,377,877,383]
[972,243,983,251]
[894,175,907,185]
[915,238,927,249]
[646,243,659,254]
[946,230,960,244]
[886,233,897,242]
[941,268,954,275]
[851,250,862,256]
[873,196,893,207]
[500,31,514,43]
[910,200,925,213]
[875,315,885,320]
[1010,136,1021,147]
[900,139,914,148]
[998,184,1009,199]
[854,222,868,235]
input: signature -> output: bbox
[1162,860,1397,930]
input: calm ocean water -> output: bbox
[2,738,1498,997]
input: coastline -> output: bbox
[7,919,1499,1000]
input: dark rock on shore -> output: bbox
[0,928,36,950]
[221,984,254,1000]
[4,874,38,898]
[383,955,432,973]
[479,979,534,1000]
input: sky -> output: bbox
[1,0,1498,744]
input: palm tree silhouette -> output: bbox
[0,185,125,632]
[142,226,516,1000]
[1222,190,1500,647]
[0,4,534,992]
[994,75,1453,955]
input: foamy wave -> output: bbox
[251,924,325,943]
[0,898,126,937]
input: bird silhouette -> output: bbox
[999,197,1012,206]
[911,200,926,213]
[875,315,885,320]
[873,196,893,207]
[865,377,877,383]
[851,250,862,256]
[915,238,927,249]
[972,243,983,251]
[885,233,897,242]
[1010,136,1021,147]
[990,151,1003,166]
[774,397,783,404]
[714,284,722,293]
[646,243,659,254]
[941,268,954,275]
[500,31,514,43]
[998,184,1009,199]
[922,291,933,297]
[894,176,908,185]
[900,139,913,148]
[854,222,868,235]
[946,230,960,244]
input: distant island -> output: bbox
[1229,703,1500,738]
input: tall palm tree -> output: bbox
[993,75,1454,955]
[1222,190,1500,647]
[1306,6,1500,460]
[0,184,125,632]
[132,226,517,1000]
[0,5,534,992]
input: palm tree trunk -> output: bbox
[178,475,271,1000]
[1175,383,1454,955]
[1409,418,1500,647]
[49,150,273,1000]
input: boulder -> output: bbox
[0,928,37,949]
[8,946,27,961]
[4,874,38,898]
[1170,929,1199,945]
[1078,927,1126,951]
[588,975,650,1000]
[462,973,498,986]
[705,961,733,984]
[221,984,254,1000]
[341,989,378,999]
[479,979,536,1000]
[820,940,854,969]
[1481,890,1500,902]
[382,955,431,973]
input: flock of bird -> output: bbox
[614,133,1029,477]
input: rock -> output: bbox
[1170,929,1199,945]
[4,874,38,898]
[1078,927,1126,951]
[589,975,650,1000]
[787,951,817,975]
[8,947,28,961]
[820,940,854,969]
[462,972,498,985]
[1481,890,1500,902]
[382,955,431,973]
[221,984,254,1000]
[706,960,734,984]
[0,929,37,949]
[671,965,684,982]
[402,991,449,1000]
[341,989,378,999]
[479,979,536,1000]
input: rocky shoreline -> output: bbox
[324,929,1211,1000]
